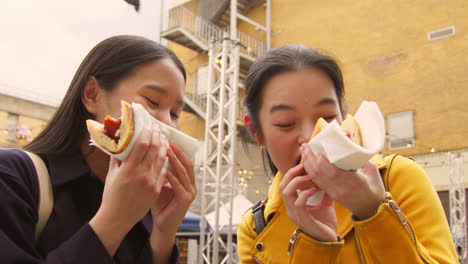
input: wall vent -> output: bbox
[428,26,455,41]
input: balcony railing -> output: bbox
[237,30,266,58]
[167,6,223,47]
[165,6,266,59]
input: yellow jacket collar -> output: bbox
[264,154,387,236]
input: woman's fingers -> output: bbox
[155,157,168,193]
[153,134,168,172]
[282,175,313,211]
[295,188,322,223]
[165,169,184,195]
[126,127,152,166]
[167,146,193,193]
[295,187,319,208]
[169,142,195,185]
[142,128,160,166]
[300,143,316,174]
[279,163,304,192]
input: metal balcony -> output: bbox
[161,6,265,74]
[162,6,264,122]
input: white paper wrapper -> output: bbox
[304,101,385,205]
[90,103,201,163]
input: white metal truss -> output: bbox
[449,153,467,264]
[198,31,240,264]
[198,1,271,263]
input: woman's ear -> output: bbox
[244,114,264,146]
[81,77,100,115]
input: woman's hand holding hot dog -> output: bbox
[280,163,338,242]
[300,143,386,220]
[90,126,169,256]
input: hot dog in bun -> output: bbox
[86,100,200,162]
[86,101,135,153]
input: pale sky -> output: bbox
[0,0,167,106]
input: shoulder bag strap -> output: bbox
[22,150,53,242]
[251,199,267,235]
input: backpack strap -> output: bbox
[22,150,53,242]
[251,199,267,235]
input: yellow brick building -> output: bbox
[169,0,468,155]
[163,0,468,203]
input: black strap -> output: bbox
[380,154,400,191]
[252,199,267,235]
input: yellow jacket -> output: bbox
[237,155,458,263]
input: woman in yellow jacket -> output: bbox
[237,45,457,263]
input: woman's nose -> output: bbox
[154,111,173,128]
[297,122,315,145]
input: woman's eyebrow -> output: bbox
[143,84,168,97]
[315,97,337,106]
[270,104,295,113]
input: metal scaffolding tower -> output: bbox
[198,1,271,263]
[198,32,240,264]
[449,152,467,264]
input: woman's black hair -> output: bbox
[243,44,345,175]
[25,35,186,155]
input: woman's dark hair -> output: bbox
[243,44,345,175]
[25,35,186,155]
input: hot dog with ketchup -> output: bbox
[86,101,135,154]
[86,100,200,163]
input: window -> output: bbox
[6,113,19,142]
[387,111,415,150]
